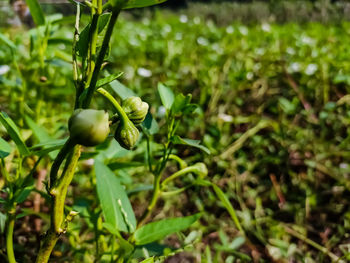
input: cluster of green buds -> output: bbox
[114,96,149,149]
[122,97,149,124]
[67,96,148,150]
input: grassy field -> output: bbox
[1,7,350,263]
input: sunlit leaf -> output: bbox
[134,214,201,245]
[95,160,136,233]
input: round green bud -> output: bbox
[122,97,149,124]
[114,119,139,150]
[68,109,110,147]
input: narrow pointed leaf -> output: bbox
[134,214,201,245]
[25,115,58,159]
[212,184,244,234]
[96,72,123,88]
[0,112,29,156]
[25,0,46,26]
[95,160,136,233]
[109,79,136,100]
[0,137,12,158]
[172,135,210,154]
[158,83,174,110]
[123,0,167,9]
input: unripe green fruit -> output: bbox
[68,109,110,147]
[114,119,139,150]
[122,97,149,124]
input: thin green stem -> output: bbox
[137,174,162,228]
[167,154,187,169]
[162,186,191,197]
[86,0,99,86]
[96,87,128,122]
[50,138,76,188]
[161,166,198,186]
[82,10,120,108]
[73,3,81,108]
[6,211,16,263]
[1,158,10,183]
[110,235,115,263]
[146,135,153,173]
[284,225,342,262]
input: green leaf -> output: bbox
[24,116,51,142]
[158,83,174,110]
[108,161,144,170]
[0,112,29,156]
[133,214,201,245]
[109,79,136,100]
[25,0,45,26]
[98,13,111,33]
[140,258,154,263]
[30,139,66,150]
[123,0,167,9]
[95,160,136,233]
[96,72,123,88]
[0,212,6,233]
[0,137,12,158]
[141,113,159,136]
[212,184,244,234]
[15,186,34,203]
[48,37,73,46]
[77,24,90,58]
[172,135,210,154]
[0,33,16,51]
[103,222,134,255]
[25,116,58,159]
[171,93,191,114]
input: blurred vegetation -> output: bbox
[1,1,350,262]
[2,0,350,27]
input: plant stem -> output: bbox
[137,174,162,228]
[161,166,198,186]
[51,146,81,233]
[50,137,76,188]
[82,10,120,109]
[96,87,128,122]
[86,0,99,86]
[36,146,81,263]
[284,225,342,262]
[6,210,16,263]
[73,3,81,108]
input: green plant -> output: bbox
[0,0,221,262]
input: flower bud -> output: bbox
[122,97,149,124]
[68,109,110,147]
[192,162,208,178]
[114,119,139,150]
